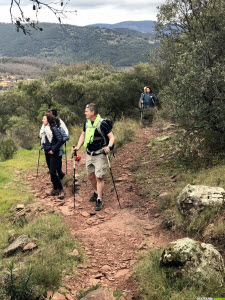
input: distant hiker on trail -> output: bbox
[140,86,158,108]
[41,113,65,199]
[40,109,69,179]
[73,103,115,211]
[139,86,147,109]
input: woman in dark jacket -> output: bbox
[41,113,65,199]
[140,86,158,108]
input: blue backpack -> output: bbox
[60,128,69,144]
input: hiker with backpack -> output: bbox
[40,109,69,179]
[140,86,158,108]
[73,103,115,211]
[139,86,147,109]
[41,113,65,199]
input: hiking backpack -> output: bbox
[60,127,69,144]
[85,118,114,150]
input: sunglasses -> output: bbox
[86,104,94,111]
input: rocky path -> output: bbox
[28,126,178,299]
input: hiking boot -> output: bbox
[59,173,65,180]
[89,192,98,202]
[46,189,59,196]
[95,199,103,211]
[58,189,65,200]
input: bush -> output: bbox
[4,116,37,150]
[1,261,42,300]
[0,137,17,160]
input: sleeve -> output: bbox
[51,127,64,153]
[39,124,44,138]
[60,119,68,135]
[141,93,144,101]
[152,93,158,101]
[83,121,87,132]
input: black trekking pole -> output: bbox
[106,154,121,209]
[65,142,67,174]
[72,149,76,209]
[152,98,159,113]
[36,148,41,178]
[140,102,144,123]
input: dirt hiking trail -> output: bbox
[28,126,179,299]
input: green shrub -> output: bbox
[4,116,37,150]
[0,137,17,160]
[2,261,42,300]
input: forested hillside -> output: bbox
[0,57,52,78]
[0,23,157,67]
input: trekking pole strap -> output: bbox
[106,154,111,168]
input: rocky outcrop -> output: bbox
[160,237,225,285]
[4,234,29,257]
[80,288,116,300]
[177,184,225,215]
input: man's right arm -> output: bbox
[75,131,85,151]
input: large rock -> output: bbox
[177,184,225,215]
[4,234,29,256]
[80,288,116,300]
[160,237,225,285]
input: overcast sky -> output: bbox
[0,0,165,26]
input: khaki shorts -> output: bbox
[86,153,108,178]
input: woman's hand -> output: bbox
[48,150,54,154]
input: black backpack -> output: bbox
[86,118,114,150]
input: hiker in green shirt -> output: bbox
[73,103,115,211]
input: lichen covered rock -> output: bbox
[177,184,225,215]
[160,237,225,285]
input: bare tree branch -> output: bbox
[9,0,77,34]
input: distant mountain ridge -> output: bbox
[0,22,157,67]
[89,20,156,34]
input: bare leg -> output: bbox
[87,172,97,191]
[96,177,104,199]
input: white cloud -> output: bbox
[0,0,165,26]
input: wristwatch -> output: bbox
[107,145,112,151]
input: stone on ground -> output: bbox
[4,234,29,256]
[23,242,38,251]
[160,237,225,285]
[45,292,66,300]
[177,184,225,215]
[80,288,116,300]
